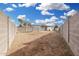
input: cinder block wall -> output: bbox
[60,13,79,55]
[0,12,17,55]
[9,18,17,48]
[62,19,69,43]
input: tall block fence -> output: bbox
[0,12,17,55]
[60,13,79,55]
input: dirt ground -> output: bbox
[7,31,74,56]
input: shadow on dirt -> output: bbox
[8,32,74,56]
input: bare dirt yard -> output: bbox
[7,31,74,56]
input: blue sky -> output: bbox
[0,3,79,26]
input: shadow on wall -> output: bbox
[7,32,73,56]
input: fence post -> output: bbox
[68,16,71,43]
[7,16,9,52]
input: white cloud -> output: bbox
[41,10,54,15]
[60,10,77,20]
[60,16,67,20]
[36,3,70,16]
[18,3,37,7]
[35,19,45,24]
[12,4,17,8]
[18,4,23,7]
[31,23,35,25]
[46,23,55,26]
[67,9,77,16]
[64,12,67,16]
[36,3,70,11]
[35,16,58,26]
[50,16,58,20]
[17,15,26,20]
[5,7,14,12]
